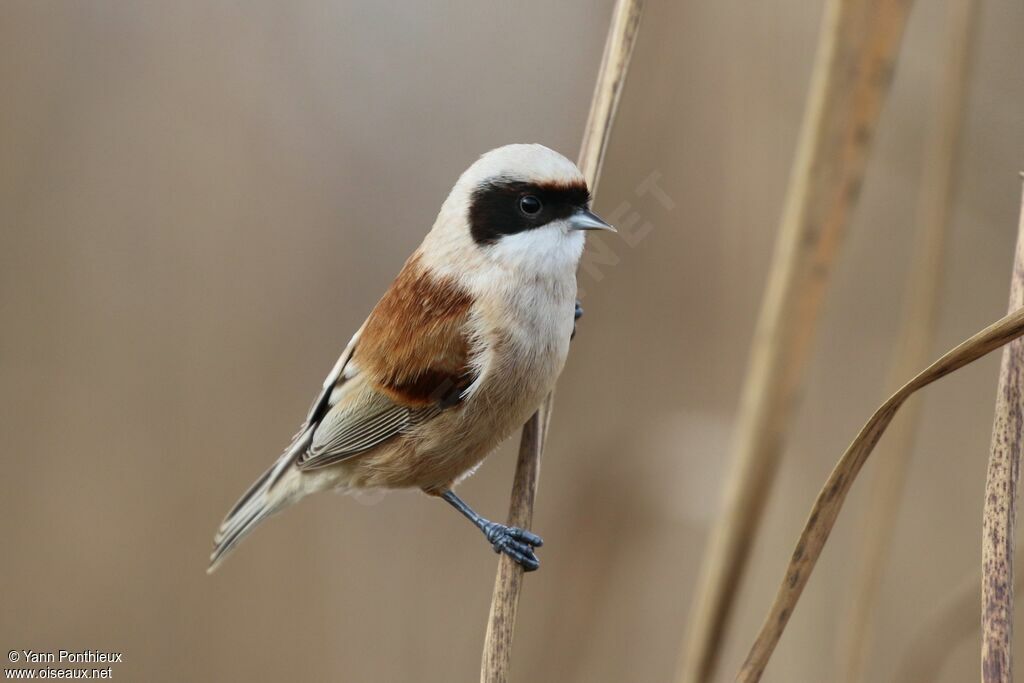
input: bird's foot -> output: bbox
[482,522,543,571]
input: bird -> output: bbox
[208,143,614,574]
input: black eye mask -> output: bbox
[468,178,591,246]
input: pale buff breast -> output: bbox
[344,275,576,493]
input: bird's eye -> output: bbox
[518,195,542,216]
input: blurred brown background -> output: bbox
[2,1,1023,681]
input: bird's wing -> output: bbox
[210,254,476,569]
[218,323,364,526]
[296,385,443,469]
[295,252,477,470]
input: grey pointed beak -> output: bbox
[569,208,616,232]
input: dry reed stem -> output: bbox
[838,1,979,680]
[735,300,1024,683]
[478,2,643,681]
[679,1,915,680]
[981,187,1024,683]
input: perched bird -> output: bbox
[209,144,613,573]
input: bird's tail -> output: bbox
[207,428,312,573]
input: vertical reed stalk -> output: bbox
[981,184,1024,683]
[838,2,978,680]
[679,1,914,680]
[478,2,643,681]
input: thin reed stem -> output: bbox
[478,2,644,681]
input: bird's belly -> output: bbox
[346,333,570,493]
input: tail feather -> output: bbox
[208,506,273,574]
[207,428,313,573]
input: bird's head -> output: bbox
[425,144,614,280]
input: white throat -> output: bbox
[483,221,585,279]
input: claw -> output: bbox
[494,538,540,571]
[507,527,544,547]
[483,522,543,571]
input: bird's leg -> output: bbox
[571,299,583,340]
[440,489,543,571]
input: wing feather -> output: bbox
[298,390,438,470]
[295,253,476,469]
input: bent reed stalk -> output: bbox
[736,258,1024,681]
